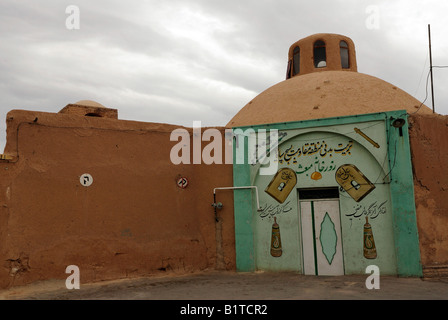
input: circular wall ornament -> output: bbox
[80,173,93,187]
[176,177,188,189]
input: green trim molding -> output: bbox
[386,112,423,277]
[232,133,256,271]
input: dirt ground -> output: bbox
[1,269,448,300]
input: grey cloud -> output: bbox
[1,0,447,151]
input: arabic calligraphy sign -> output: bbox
[296,156,336,179]
[279,140,353,164]
[258,201,293,219]
[346,200,388,219]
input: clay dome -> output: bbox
[227,70,433,127]
[74,100,107,108]
[59,99,118,119]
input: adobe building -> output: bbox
[0,33,447,289]
[0,100,236,288]
[227,33,447,277]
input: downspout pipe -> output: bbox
[212,186,263,221]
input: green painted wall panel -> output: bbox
[386,113,423,276]
[232,111,422,276]
[233,131,256,272]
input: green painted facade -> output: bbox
[232,110,422,277]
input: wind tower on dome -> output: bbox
[285,33,357,78]
[227,33,432,128]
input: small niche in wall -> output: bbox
[85,112,102,117]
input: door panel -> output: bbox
[313,200,344,275]
[299,201,316,275]
[300,200,344,275]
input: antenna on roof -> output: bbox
[428,24,435,113]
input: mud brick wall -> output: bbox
[0,110,235,289]
[409,113,448,275]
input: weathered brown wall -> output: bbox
[409,113,448,275]
[0,110,235,289]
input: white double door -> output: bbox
[300,200,344,275]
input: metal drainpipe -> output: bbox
[212,186,263,221]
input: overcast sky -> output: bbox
[1,0,447,151]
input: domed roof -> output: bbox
[74,100,107,108]
[59,100,118,119]
[227,71,433,127]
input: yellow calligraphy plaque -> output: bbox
[335,164,375,202]
[265,168,297,203]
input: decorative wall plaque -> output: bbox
[335,164,375,202]
[265,168,297,203]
